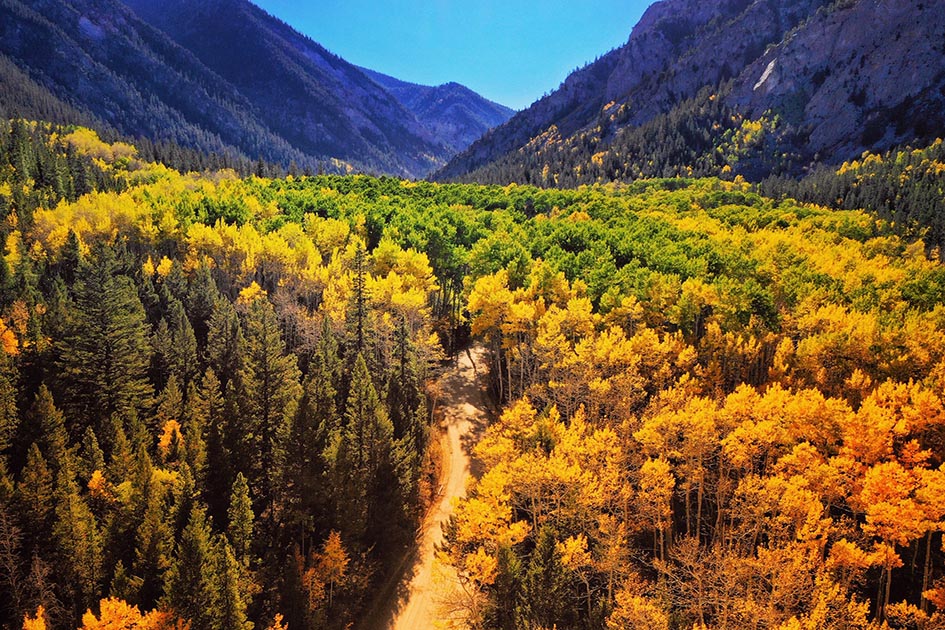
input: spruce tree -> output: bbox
[29,385,70,474]
[151,298,198,390]
[285,346,336,534]
[77,427,104,484]
[226,473,254,568]
[51,473,102,618]
[0,354,17,463]
[182,381,207,488]
[16,444,53,553]
[195,368,231,523]
[206,298,244,391]
[237,297,301,525]
[56,246,152,434]
[132,488,172,609]
[164,506,214,630]
[209,536,253,630]
[520,527,573,629]
[329,354,396,545]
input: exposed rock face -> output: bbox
[438,0,945,182]
[729,0,945,160]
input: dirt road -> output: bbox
[382,345,491,630]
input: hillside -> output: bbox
[0,0,513,177]
[437,0,945,185]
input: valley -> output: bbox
[0,1,944,629]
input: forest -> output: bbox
[1,120,945,630]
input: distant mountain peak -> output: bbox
[360,68,515,153]
[0,0,513,177]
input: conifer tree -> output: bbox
[285,343,336,534]
[56,246,152,433]
[237,297,301,525]
[106,418,134,484]
[521,527,572,630]
[132,488,172,610]
[51,473,102,618]
[151,298,198,390]
[209,537,253,630]
[154,376,184,439]
[195,369,231,523]
[227,474,253,568]
[347,245,370,357]
[16,444,53,553]
[164,506,213,630]
[58,230,81,287]
[29,386,70,474]
[182,382,207,488]
[77,427,104,484]
[207,298,244,391]
[329,354,395,544]
[0,354,17,463]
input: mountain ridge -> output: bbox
[436,0,945,185]
[360,67,515,153]
[0,0,514,177]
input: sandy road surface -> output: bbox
[365,345,490,630]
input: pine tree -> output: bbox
[490,545,523,630]
[154,376,184,440]
[329,354,396,545]
[77,427,104,484]
[0,353,17,463]
[29,386,71,475]
[51,473,103,618]
[106,418,134,484]
[195,369,231,523]
[151,298,198,390]
[347,245,370,357]
[132,491,171,609]
[206,298,244,391]
[285,344,336,535]
[226,474,254,568]
[520,527,572,629]
[185,264,218,348]
[182,382,207,488]
[108,560,142,604]
[58,230,81,287]
[237,297,301,526]
[164,506,213,630]
[209,537,253,630]
[56,246,152,433]
[16,444,53,554]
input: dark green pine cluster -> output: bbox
[0,127,433,630]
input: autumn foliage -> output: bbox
[2,122,945,630]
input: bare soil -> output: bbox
[358,345,491,630]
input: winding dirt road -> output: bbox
[364,345,490,630]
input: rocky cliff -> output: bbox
[437,0,945,184]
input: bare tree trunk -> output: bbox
[923,531,933,613]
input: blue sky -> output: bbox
[251,1,655,111]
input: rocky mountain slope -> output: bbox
[437,0,945,184]
[361,68,515,153]
[0,0,512,177]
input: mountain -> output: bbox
[436,0,945,185]
[0,0,511,177]
[120,0,451,176]
[361,68,515,153]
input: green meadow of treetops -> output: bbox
[1,120,945,630]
